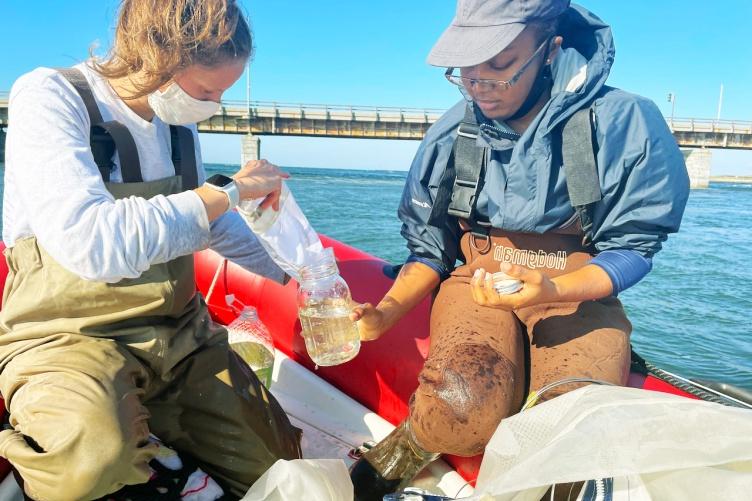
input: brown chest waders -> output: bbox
[351,103,630,500]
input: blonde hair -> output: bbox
[93,0,252,98]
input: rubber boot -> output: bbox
[350,420,440,501]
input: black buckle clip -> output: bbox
[448,184,476,219]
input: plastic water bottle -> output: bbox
[297,247,360,366]
[227,306,275,387]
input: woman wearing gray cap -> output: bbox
[350,0,689,498]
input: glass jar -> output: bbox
[296,247,360,366]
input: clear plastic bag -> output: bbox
[238,182,324,282]
[240,459,353,501]
[466,385,752,501]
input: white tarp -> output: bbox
[467,385,752,501]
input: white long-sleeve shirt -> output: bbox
[4,62,284,283]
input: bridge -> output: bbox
[199,100,443,140]
[3,93,752,187]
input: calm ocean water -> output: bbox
[1,162,750,391]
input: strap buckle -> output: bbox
[448,184,476,219]
[448,176,481,219]
[446,108,485,220]
[457,122,479,139]
[574,204,596,253]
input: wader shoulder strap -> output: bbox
[57,68,104,124]
[433,103,601,252]
[561,105,601,251]
[93,122,142,183]
[447,105,488,220]
[57,68,143,183]
[170,126,199,190]
[426,148,457,227]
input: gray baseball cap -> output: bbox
[427,0,570,67]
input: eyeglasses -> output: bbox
[445,38,551,94]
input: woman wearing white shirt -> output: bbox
[0,1,301,499]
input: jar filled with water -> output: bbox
[297,247,360,366]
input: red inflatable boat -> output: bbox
[0,236,748,493]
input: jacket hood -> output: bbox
[540,3,614,135]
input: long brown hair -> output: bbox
[92,0,252,98]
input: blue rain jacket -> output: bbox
[399,4,690,277]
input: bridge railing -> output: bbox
[4,90,752,134]
[217,100,446,123]
[668,117,752,134]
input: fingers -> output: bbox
[259,190,282,211]
[241,158,273,172]
[237,159,288,183]
[500,262,541,285]
[482,271,500,304]
[470,268,498,304]
[271,192,281,211]
[470,267,522,310]
[351,303,386,341]
[358,323,383,342]
[258,194,273,210]
[241,159,290,178]
[470,268,485,305]
[234,158,290,201]
[349,302,372,322]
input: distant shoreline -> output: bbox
[711,176,752,185]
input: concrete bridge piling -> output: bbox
[241,134,261,165]
[682,148,712,189]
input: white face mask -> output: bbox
[147,81,220,125]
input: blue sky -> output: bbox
[3,1,752,174]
